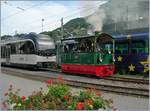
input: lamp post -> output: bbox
[42,18,44,32]
[61,18,64,38]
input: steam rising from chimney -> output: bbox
[86,9,106,32]
[79,1,108,34]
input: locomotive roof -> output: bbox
[61,32,113,41]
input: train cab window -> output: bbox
[101,44,113,54]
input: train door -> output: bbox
[129,38,148,73]
[115,40,129,74]
[5,44,11,64]
[56,41,62,67]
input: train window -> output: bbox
[131,49,137,54]
[80,39,93,52]
[1,46,5,58]
[115,50,121,54]
[7,45,11,57]
[62,40,79,53]
[145,40,149,53]
[63,45,69,53]
[101,44,113,54]
[115,42,128,54]
[62,38,94,53]
[19,41,35,54]
[139,49,144,53]
[122,50,128,54]
[10,44,16,54]
[131,40,145,48]
[96,40,107,54]
[131,40,146,54]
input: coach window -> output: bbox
[115,42,128,54]
[26,41,35,54]
[11,44,16,54]
[20,41,35,54]
[145,40,149,53]
[1,46,5,58]
[131,40,145,54]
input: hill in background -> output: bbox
[41,17,91,41]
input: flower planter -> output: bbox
[2,76,115,110]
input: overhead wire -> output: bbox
[25,3,101,33]
[18,1,102,28]
[2,1,103,34]
[20,2,102,33]
[3,1,25,11]
[1,1,48,21]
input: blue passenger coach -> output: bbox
[113,32,149,74]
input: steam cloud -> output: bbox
[79,0,148,33]
[79,1,107,33]
[86,9,106,31]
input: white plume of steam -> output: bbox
[79,1,108,34]
[86,8,106,32]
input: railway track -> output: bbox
[1,67,149,98]
[105,76,149,84]
[41,67,149,84]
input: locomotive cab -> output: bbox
[96,33,115,64]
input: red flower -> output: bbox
[28,103,33,109]
[4,92,8,96]
[45,79,53,86]
[76,102,84,110]
[21,96,26,101]
[58,76,64,84]
[64,95,69,100]
[95,90,101,96]
[86,99,93,105]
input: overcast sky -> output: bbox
[1,1,106,36]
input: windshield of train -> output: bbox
[96,35,113,54]
[96,42,113,54]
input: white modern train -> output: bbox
[1,33,56,68]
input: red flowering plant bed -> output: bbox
[2,76,115,110]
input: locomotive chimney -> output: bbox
[95,30,101,36]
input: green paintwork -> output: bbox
[61,52,113,65]
[60,33,114,66]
